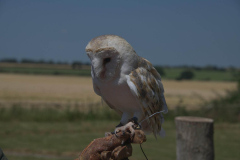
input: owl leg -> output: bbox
[114,116,141,138]
[114,113,133,137]
[128,117,141,130]
[114,121,135,138]
[105,113,131,137]
[132,111,144,129]
[105,122,123,137]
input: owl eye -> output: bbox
[103,57,111,65]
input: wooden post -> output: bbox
[175,116,214,160]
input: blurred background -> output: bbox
[0,0,239,160]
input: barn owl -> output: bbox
[86,35,168,138]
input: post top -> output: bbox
[175,116,214,123]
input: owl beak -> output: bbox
[99,57,111,79]
[100,68,106,79]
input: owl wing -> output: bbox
[126,57,168,137]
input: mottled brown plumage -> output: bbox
[128,57,165,137]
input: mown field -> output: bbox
[0,73,237,110]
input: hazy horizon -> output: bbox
[0,0,240,67]
[0,57,239,69]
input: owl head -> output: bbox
[86,35,138,82]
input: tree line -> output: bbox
[0,58,89,65]
[1,58,239,80]
[1,58,236,70]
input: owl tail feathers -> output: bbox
[141,113,167,138]
[161,93,168,114]
[158,128,166,137]
[159,113,166,137]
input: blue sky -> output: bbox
[0,0,239,67]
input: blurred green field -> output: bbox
[0,62,237,81]
[0,121,239,160]
[0,67,91,77]
[163,68,235,81]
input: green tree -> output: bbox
[154,66,165,76]
[176,70,194,80]
[72,61,83,70]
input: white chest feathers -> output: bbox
[97,80,141,113]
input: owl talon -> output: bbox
[114,122,135,138]
[128,117,141,130]
[114,128,120,137]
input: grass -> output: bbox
[6,155,67,160]
[0,103,239,123]
[0,121,239,160]
[0,104,120,122]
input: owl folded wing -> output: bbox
[126,58,168,137]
